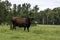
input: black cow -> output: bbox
[10,17,33,32]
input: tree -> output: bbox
[44,8,51,24]
[21,3,31,18]
[52,7,60,24]
[0,1,6,24]
[17,4,21,17]
[13,4,17,16]
[5,0,12,24]
[32,5,39,23]
[39,11,46,24]
[33,5,39,18]
[26,3,31,17]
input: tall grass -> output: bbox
[0,25,60,40]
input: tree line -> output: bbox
[0,0,60,25]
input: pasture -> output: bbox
[0,25,60,40]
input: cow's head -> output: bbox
[30,17,34,21]
[27,17,34,23]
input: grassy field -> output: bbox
[0,25,60,40]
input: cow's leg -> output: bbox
[27,27,29,32]
[10,21,13,30]
[24,27,26,31]
[13,25,16,29]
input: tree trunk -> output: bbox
[42,17,44,24]
[52,19,54,25]
[53,21,54,25]
[47,16,48,24]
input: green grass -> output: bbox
[0,25,60,40]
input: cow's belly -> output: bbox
[15,23,27,27]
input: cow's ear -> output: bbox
[31,18,34,20]
[30,17,33,21]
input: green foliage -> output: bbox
[0,0,60,25]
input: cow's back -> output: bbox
[12,17,28,24]
[15,18,27,24]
